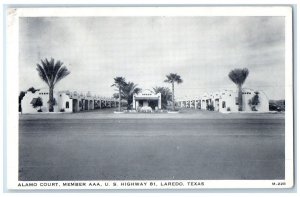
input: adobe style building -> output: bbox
[21,88,119,114]
[177,88,269,112]
[21,87,269,114]
[133,90,162,110]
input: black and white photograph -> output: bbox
[5,6,294,189]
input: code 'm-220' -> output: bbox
[272,182,286,186]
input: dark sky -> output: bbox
[19,16,285,99]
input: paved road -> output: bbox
[19,116,285,181]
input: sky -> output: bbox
[19,16,285,100]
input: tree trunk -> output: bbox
[172,82,175,111]
[118,88,121,112]
[49,86,54,112]
[238,84,243,111]
[127,97,132,110]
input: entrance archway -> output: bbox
[149,100,158,110]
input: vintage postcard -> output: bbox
[5,6,294,190]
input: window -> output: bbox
[66,101,69,109]
[222,101,226,108]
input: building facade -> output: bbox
[133,90,162,111]
[21,88,119,114]
[177,88,269,113]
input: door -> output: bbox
[85,100,89,110]
[72,99,78,112]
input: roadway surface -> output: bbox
[19,110,285,180]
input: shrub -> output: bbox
[32,97,43,112]
[227,107,231,111]
[251,106,258,111]
[37,109,42,112]
[60,108,65,112]
[248,92,260,111]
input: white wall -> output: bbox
[254,91,269,112]
[219,91,239,113]
[219,89,269,113]
[56,92,73,113]
[21,89,73,113]
[242,90,269,112]
[21,89,53,113]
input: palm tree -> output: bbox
[122,82,141,109]
[228,68,249,111]
[113,81,141,109]
[36,58,70,112]
[164,73,183,111]
[111,77,126,112]
[153,86,172,109]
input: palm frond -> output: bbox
[36,58,70,87]
[164,73,183,84]
[228,68,249,86]
[152,86,172,109]
[54,66,70,85]
[112,76,126,88]
[36,63,50,86]
[133,88,142,94]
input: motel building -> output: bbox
[177,88,269,113]
[21,88,119,114]
[133,90,162,112]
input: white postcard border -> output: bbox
[5,6,294,190]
